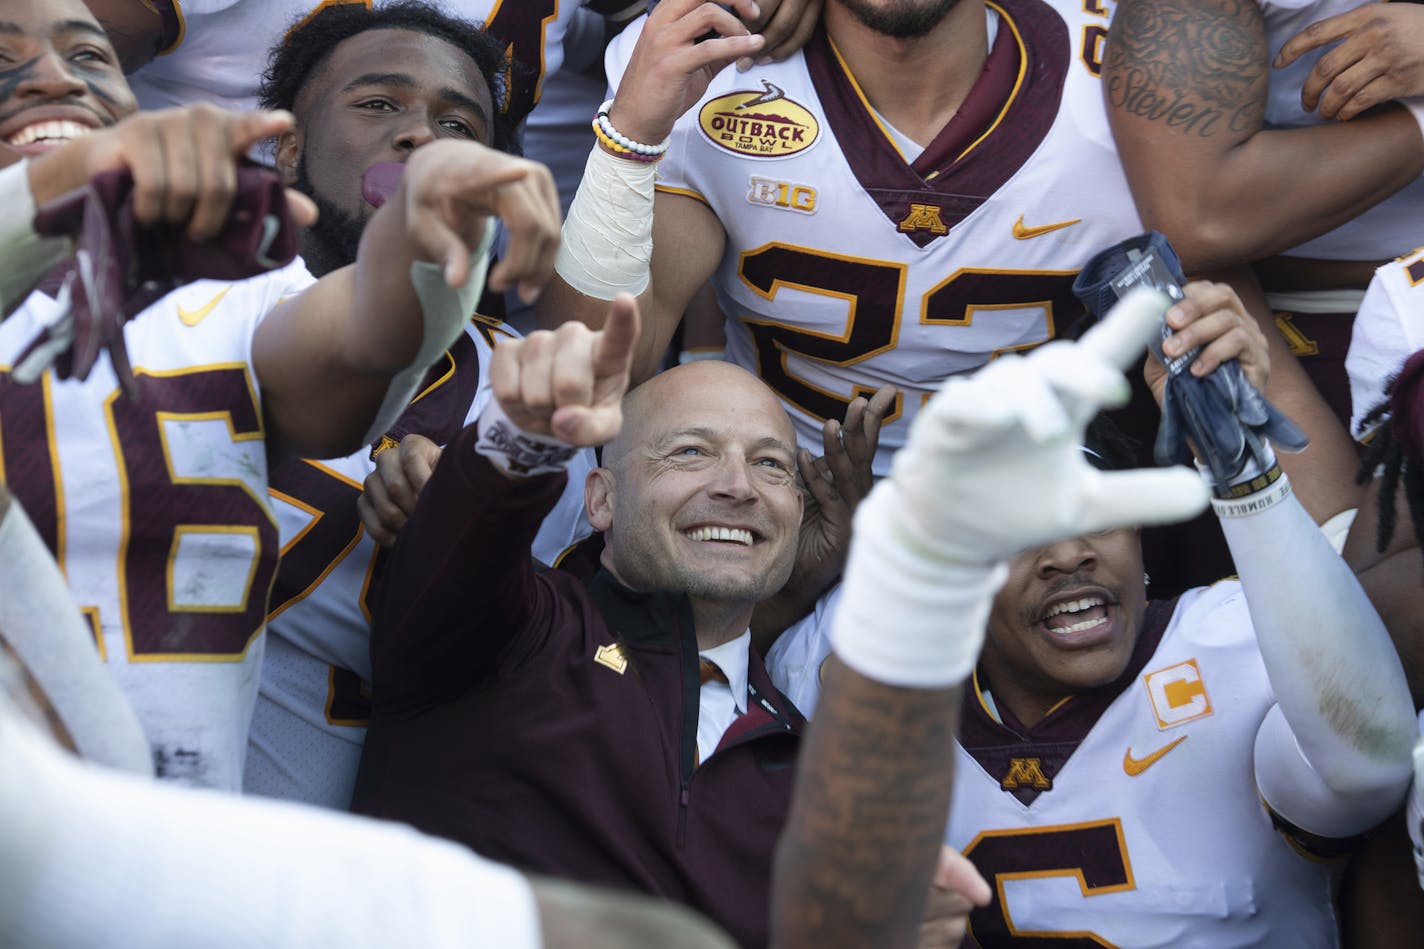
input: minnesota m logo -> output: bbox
[1001,757,1052,792]
[898,203,948,234]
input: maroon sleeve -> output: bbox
[367,422,569,707]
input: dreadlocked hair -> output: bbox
[259,0,527,156]
[1355,378,1424,556]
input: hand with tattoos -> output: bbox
[1104,0,1423,271]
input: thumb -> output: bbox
[231,109,295,155]
[1079,467,1209,531]
[933,846,992,906]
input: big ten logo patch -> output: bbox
[747,177,817,215]
[698,82,820,158]
[1143,659,1212,729]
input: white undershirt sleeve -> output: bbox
[1224,489,1418,837]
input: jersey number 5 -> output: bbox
[963,819,1134,947]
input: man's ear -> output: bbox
[274,128,302,185]
[585,468,614,532]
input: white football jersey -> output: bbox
[244,318,595,808]
[631,0,1143,472]
[1258,0,1424,262]
[130,0,641,120]
[1345,247,1424,436]
[0,261,315,789]
[769,583,1341,947]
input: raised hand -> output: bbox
[398,140,560,302]
[357,435,442,547]
[28,104,317,240]
[793,384,895,585]
[610,0,767,147]
[1145,279,1269,405]
[1276,2,1424,121]
[740,0,824,69]
[487,294,641,447]
[890,287,1209,568]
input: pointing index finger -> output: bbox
[1076,287,1171,371]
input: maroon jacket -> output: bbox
[353,424,804,949]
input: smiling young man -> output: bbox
[352,311,808,948]
[0,0,563,790]
[770,281,1419,946]
[228,1,596,811]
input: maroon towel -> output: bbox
[20,163,299,392]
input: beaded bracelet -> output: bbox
[591,120,660,163]
[592,98,669,162]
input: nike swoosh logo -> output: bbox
[177,287,233,327]
[1123,734,1187,776]
[1012,214,1080,240]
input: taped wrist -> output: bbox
[830,485,1007,689]
[1203,450,1292,519]
[0,160,72,315]
[474,397,578,478]
[555,144,656,299]
[360,222,494,446]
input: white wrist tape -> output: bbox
[830,485,1007,689]
[1210,471,1292,519]
[555,145,656,300]
[0,160,72,316]
[1403,97,1424,166]
[474,397,578,477]
[360,222,494,446]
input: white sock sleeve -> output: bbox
[0,498,150,774]
[0,698,541,949]
[1223,487,1418,836]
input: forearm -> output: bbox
[258,215,493,460]
[1106,0,1424,272]
[369,422,562,705]
[772,657,959,949]
[1126,113,1422,270]
[1224,487,1416,829]
[539,142,667,380]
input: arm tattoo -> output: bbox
[1104,0,1267,138]
[772,657,960,949]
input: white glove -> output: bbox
[832,288,1210,688]
[892,287,1211,565]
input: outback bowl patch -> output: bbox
[698,81,819,158]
